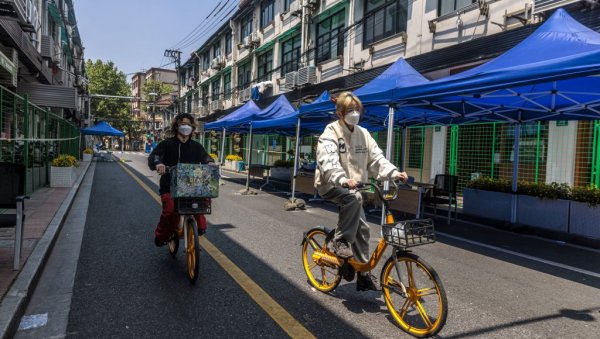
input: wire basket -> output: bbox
[381,219,435,248]
[175,198,211,215]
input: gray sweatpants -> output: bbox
[321,187,370,263]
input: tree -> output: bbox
[86,59,142,148]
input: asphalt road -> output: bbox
[16,152,600,338]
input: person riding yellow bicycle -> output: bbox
[315,92,408,291]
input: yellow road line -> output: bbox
[118,162,315,339]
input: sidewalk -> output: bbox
[0,160,91,338]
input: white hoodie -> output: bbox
[315,120,398,195]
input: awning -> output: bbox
[81,121,125,136]
[48,2,62,24]
[312,0,348,22]
[254,38,275,54]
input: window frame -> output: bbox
[237,62,252,89]
[437,0,476,17]
[223,73,232,100]
[225,32,232,55]
[213,42,221,59]
[280,35,301,76]
[315,10,345,64]
[260,0,275,28]
[362,0,408,48]
[211,79,221,101]
[257,49,274,82]
[283,0,293,11]
[240,15,253,42]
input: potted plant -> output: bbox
[515,181,571,233]
[209,153,218,161]
[463,177,513,222]
[225,154,243,170]
[82,148,93,161]
[569,185,600,239]
[50,154,78,187]
[270,159,294,181]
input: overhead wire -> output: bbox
[171,0,236,51]
[176,1,238,52]
[169,0,228,50]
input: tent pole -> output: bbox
[245,124,254,192]
[290,117,301,202]
[121,136,124,159]
[220,127,226,165]
[382,105,395,226]
[511,122,521,224]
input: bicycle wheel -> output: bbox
[301,227,342,292]
[185,217,200,284]
[381,252,447,338]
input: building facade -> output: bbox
[179,0,599,189]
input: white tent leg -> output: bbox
[290,117,302,203]
[382,105,395,225]
[245,125,254,192]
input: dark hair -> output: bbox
[169,113,197,136]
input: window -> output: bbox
[240,15,253,41]
[283,0,293,11]
[201,85,209,106]
[316,10,345,64]
[407,128,423,168]
[237,62,252,88]
[438,0,476,17]
[213,42,221,59]
[257,50,273,82]
[202,53,210,70]
[225,32,232,55]
[261,0,274,28]
[223,73,232,100]
[211,79,221,101]
[363,0,408,47]
[280,35,301,75]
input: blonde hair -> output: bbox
[334,92,363,116]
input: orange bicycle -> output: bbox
[301,181,448,337]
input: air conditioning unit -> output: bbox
[251,32,260,45]
[211,57,223,70]
[200,105,210,117]
[239,87,252,102]
[243,35,252,48]
[307,0,320,7]
[187,77,196,88]
[210,100,223,111]
[297,66,317,86]
[283,71,298,91]
[40,35,54,58]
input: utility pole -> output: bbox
[164,49,182,114]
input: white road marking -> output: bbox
[18,313,48,330]
[438,232,600,279]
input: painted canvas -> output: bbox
[171,163,220,198]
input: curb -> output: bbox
[0,161,92,339]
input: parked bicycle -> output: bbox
[301,180,447,337]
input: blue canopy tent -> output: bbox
[81,121,125,157]
[81,121,125,136]
[356,9,600,223]
[204,100,261,165]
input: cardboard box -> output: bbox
[170,163,220,198]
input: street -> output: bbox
[15,153,600,338]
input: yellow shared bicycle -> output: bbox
[301,180,448,338]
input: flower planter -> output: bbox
[82,153,92,162]
[569,201,600,240]
[462,188,512,222]
[516,195,570,232]
[50,166,75,187]
[270,167,292,182]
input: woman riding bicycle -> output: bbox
[315,92,408,291]
[148,113,215,247]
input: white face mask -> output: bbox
[344,110,361,126]
[178,125,193,136]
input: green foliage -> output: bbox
[142,79,173,101]
[466,177,512,193]
[571,185,600,207]
[209,153,218,160]
[467,177,600,205]
[52,154,78,167]
[273,159,294,168]
[85,59,130,132]
[83,148,93,154]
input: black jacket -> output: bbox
[148,137,213,195]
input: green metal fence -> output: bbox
[0,85,79,194]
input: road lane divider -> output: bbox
[118,162,316,339]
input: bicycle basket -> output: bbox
[175,197,211,215]
[171,163,220,198]
[381,219,435,248]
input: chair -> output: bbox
[0,163,30,270]
[424,174,458,224]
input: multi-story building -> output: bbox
[0,0,87,124]
[180,0,599,188]
[130,67,178,142]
